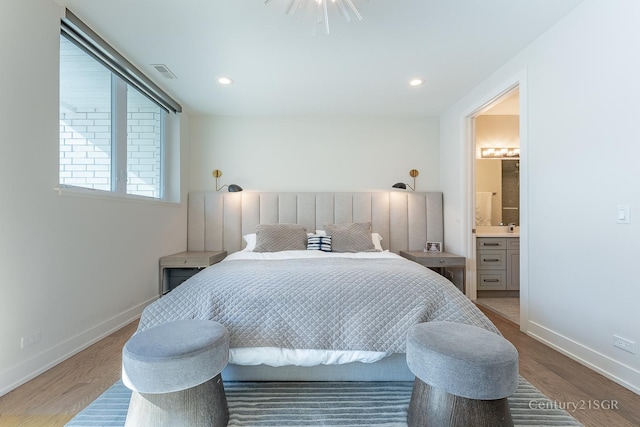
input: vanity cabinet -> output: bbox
[476,237,519,291]
[506,238,520,290]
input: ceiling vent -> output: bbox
[152,64,177,79]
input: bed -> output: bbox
[138,192,498,381]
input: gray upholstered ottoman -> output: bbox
[406,321,518,427]
[122,319,230,427]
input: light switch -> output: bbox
[617,205,630,224]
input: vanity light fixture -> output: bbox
[212,169,243,192]
[392,169,419,191]
[481,147,520,159]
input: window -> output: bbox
[59,36,114,192]
[126,88,165,198]
[59,10,181,199]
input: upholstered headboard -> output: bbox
[187,191,443,254]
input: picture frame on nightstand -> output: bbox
[425,241,442,252]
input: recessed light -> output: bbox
[218,77,233,85]
[409,78,424,87]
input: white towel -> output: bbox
[476,192,493,226]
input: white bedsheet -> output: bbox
[230,347,391,367]
[223,249,400,366]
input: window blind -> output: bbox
[61,9,182,114]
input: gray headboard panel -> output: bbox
[187,191,443,254]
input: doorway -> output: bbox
[472,87,521,325]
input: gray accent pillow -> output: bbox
[254,223,308,252]
[324,222,377,253]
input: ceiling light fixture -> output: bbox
[409,79,424,87]
[218,77,233,85]
[265,0,363,35]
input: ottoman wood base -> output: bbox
[408,377,513,427]
[125,373,228,427]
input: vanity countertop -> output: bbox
[476,226,520,237]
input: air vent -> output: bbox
[152,64,177,79]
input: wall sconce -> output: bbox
[212,169,243,192]
[392,169,419,191]
[481,147,520,158]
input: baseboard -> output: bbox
[0,297,156,396]
[526,320,640,395]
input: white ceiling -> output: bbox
[56,0,583,116]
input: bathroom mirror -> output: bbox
[476,159,519,226]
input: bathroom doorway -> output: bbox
[473,88,521,325]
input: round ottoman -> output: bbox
[406,321,518,427]
[122,319,230,427]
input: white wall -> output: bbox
[475,115,520,152]
[190,116,440,193]
[441,0,640,393]
[0,0,190,395]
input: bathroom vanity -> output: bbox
[476,228,519,296]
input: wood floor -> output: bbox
[0,321,138,427]
[483,308,640,427]
[476,297,520,325]
[0,311,638,427]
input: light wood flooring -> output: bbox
[476,297,520,325]
[0,312,638,427]
[0,321,138,427]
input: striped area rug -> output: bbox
[226,382,412,426]
[66,376,583,427]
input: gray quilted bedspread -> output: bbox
[138,257,498,353]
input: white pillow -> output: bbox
[316,230,384,251]
[242,233,257,251]
[371,233,384,251]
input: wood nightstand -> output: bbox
[159,251,227,295]
[399,250,466,293]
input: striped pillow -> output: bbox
[307,235,332,252]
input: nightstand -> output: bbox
[159,251,227,295]
[399,250,466,293]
